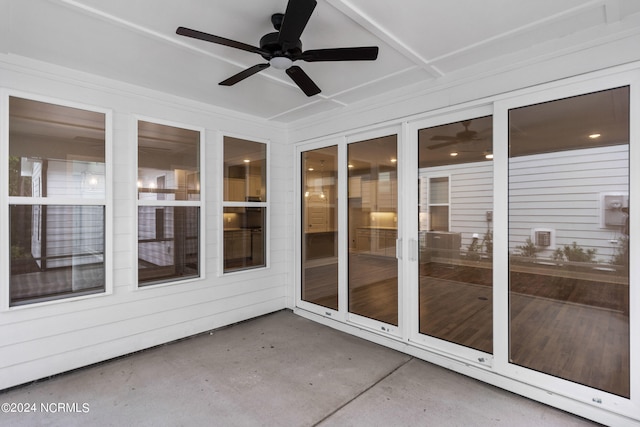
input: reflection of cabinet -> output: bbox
[226,176,264,201]
[356,228,397,257]
[224,229,251,259]
[361,174,397,211]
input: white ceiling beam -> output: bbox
[326,0,444,78]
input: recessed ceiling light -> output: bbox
[348,164,354,168]
[243,159,251,163]
[589,133,601,139]
[390,158,397,163]
[450,152,458,157]
[308,167,314,171]
[485,153,494,160]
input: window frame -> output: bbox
[219,132,270,276]
[1,90,113,310]
[133,116,205,289]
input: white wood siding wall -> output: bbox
[509,144,628,261]
[0,56,290,390]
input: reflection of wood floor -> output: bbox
[348,254,398,325]
[302,263,338,310]
[302,257,629,397]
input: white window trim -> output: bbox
[219,132,270,276]
[1,90,113,310]
[132,115,205,290]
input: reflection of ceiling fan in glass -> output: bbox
[428,120,487,150]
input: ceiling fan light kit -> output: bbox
[176,0,379,96]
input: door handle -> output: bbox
[409,239,418,261]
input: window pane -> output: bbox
[224,137,266,202]
[508,87,629,397]
[348,135,398,325]
[10,205,105,306]
[9,97,106,198]
[223,207,265,272]
[138,121,200,201]
[138,206,200,286]
[301,146,338,310]
[418,116,493,353]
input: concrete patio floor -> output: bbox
[0,310,598,426]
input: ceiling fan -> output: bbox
[176,0,379,97]
[427,120,486,150]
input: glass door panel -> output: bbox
[508,87,630,397]
[418,116,494,353]
[348,135,398,325]
[301,146,338,310]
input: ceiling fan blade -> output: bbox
[430,135,457,141]
[219,64,270,86]
[278,0,317,50]
[177,27,266,55]
[299,46,379,62]
[286,66,321,97]
[427,140,460,150]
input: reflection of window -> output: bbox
[8,96,107,306]
[427,176,449,231]
[223,137,267,273]
[137,120,202,286]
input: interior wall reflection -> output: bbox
[508,86,630,397]
[417,116,494,353]
[301,146,338,310]
[348,135,398,325]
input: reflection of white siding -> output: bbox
[47,160,105,199]
[509,145,628,261]
[420,145,628,261]
[45,206,104,269]
[35,160,105,269]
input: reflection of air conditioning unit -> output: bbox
[535,231,551,247]
[425,231,461,264]
[531,228,555,249]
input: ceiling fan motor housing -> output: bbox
[259,32,302,59]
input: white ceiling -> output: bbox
[4,0,640,124]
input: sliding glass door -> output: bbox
[301,146,338,310]
[296,72,636,422]
[347,135,398,326]
[508,86,630,397]
[416,115,493,353]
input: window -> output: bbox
[8,96,108,306]
[137,120,201,286]
[424,176,450,232]
[223,136,267,273]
